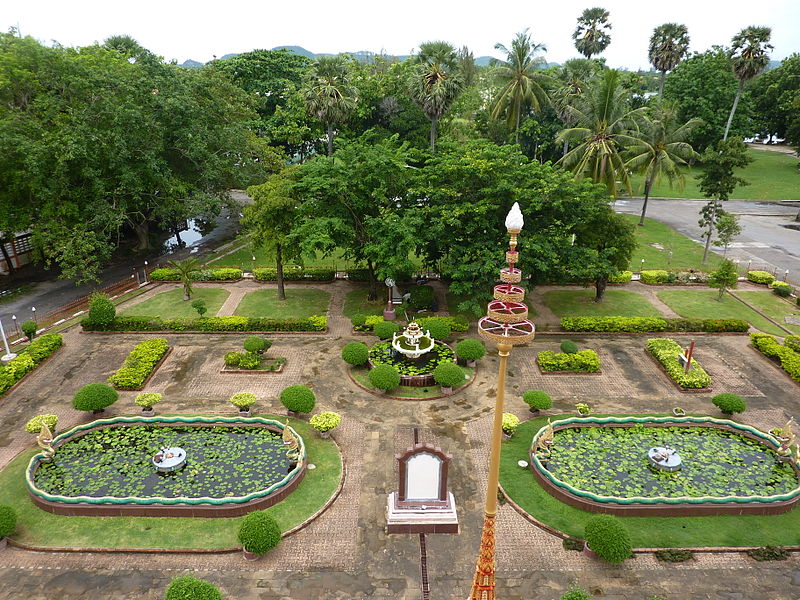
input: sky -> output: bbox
[4,0,800,70]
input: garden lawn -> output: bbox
[343,287,392,318]
[211,245,349,270]
[235,289,330,319]
[656,289,785,336]
[501,416,800,547]
[542,289,662,318]
[0,416,341,550]
[623,215,723,271]
[735,291,800,335]
[120,288,230,318]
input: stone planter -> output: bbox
[319,430,331,439]
[242,549,259,561]
[582,541,598,559]
[141,408,155,417]
[440,386,453,396]
[466,360,477,368]
[672,408,686,417]
[239,409,252,418]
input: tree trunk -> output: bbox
[658,70,666,96]
[515,109,521,145]
[276,243,285,301]
[366,259,378,301]
[723,80,744,141]
[562,139,569,157]
[702,222,714,264]
[594,276,608,302]
[133,221,151,251]
[0,237,15,275]
[638,178,652,226]
[327,123,334,157]
[430,117,437,153]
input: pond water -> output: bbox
[34,425,292,499]
[543,425,798,498]
[161,219,216,253]
[369,340,454,376]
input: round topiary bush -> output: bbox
[280,385,316,414]
[455,339,485,362]
[21,320,37,342]
[0,504,17,539]
[712,393,747,415]
[341,342,369,366]
[238,510,282,556]
[86,293,116,330]
[309,411,342,433]
[368,364,401,392]
[584,514,632,563]
[373,320,400,340]
[134,392,162,409]
[350,313,367,328]
[224,351,243,367]
[423,318,451,341]
[243,336,272,354]
[237,352,262,370]
[433,362,464,388]
[230,392,257,411]
[72,383,119,412]
[502,412,520,435]
[522,390,553,412]
[164,576,223,600]
[560,340,579,354]
[24,414,58,434]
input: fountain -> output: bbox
[391,322,435,360]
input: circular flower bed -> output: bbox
[368,340,455,386]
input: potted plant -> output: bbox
[238,510,281,561]
[0,505,17,551]
[309,411,342,439]
[672,407,686,417]
[230,392,257,417]
[455,339,485,367]
[72,383,118,416]
[523,390,552,414]
[502,413,520,439]
[280,385,316,416]
[433,362,464,395]
[135,392,162,417]
[575,402,591,416]
[24,414,58,436]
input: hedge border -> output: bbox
[0,343,65,399]
[748,344,800,389]
[110,347,172,391]
[644,349,712,393]
[219,358,286,375]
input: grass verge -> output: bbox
[542,289,662,318]
[235,289,330,319]
[735,291,800,336]
[121,288,230,319]
[623,214,723,271]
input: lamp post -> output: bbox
[11,314,17,335]
[468,203,535,600]
[0,318,16,362]
[144,260,149,284]
[31,306,36,323]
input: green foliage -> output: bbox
[368,364,401,391]
[191,299,207,317]
[409,285,435,310]
[341,342,369,366]
[559,587,591,600]
[697,138,752,211]
[608,270,632,284]
[750,333,800,383]
[647,338,712,388]
[150,268,243,281]
[72,383,119,412]
[561,316,747,333]
[0,334,63,396]
[561,537,585,551]
[229,392,257,410]
[238,510,282,555]
[420,317,451,340]
[747,270,775,285]
[708,259,740,299]
[560,340,579,354]
[134,393,162,409]
[280,385,316,413]
[0,504,17,539]
[654,549,694,562]
[107,338,170,390]
[86,294,116,330]
[640,270,670,284]
[573,7,612,59]
[253,267,335,281]
[538,350,600,373]
[502,413,520,435]
[309,411,342,433]
[433,362,465,388]
[785,336,800,353]
[243,337,272,354]
[746,545,789,561]
[712,393,747,415]
[164,576,223,600]
[83,315,327,333]
[749,54,800,142]
[523,390,552,411]
[584,514,632,563]
[373,320,400,340]
[770,281,793,297]
[416,315,470,332]
[237,353,262,370]
[350,314,367,328]
[455,339,485,362]
[224,352,243,367]
[21,320,37,342]
[24,414,58,434]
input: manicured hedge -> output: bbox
[253,267,335,281]
[560,316,748,333]
[537,349,601,372]
[747,270,775,285]
[164,576,222,600]
[150,267,242,281]
[646,338,712,389]
[584,514,631,563]
[664,318,749,333]
[786,336,800,354]
[750,333,800,383]
[0,333,63,396]
[347,268,412,282]
[770,281,793,297]
[608,270,632,284]
[417,315,470,333]
[640,270,670,284]
[83,315,326,333]
[107,338,170,390]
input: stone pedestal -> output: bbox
[386,492,459,534]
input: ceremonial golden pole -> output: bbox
[469,203,536,600]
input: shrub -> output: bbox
[73,383,118,412]
[24,414,58,434]
[502,413,520,435]
[85,293,116,330]
[152,267,242,282]
[164,576,223,600]
[238,510,281,555]
[522,390,552,411]
[230,392,257,410]
[409,285,436,310]
[363,315,385,330]
[576,402,591,415]
[243,336,272,354]
[254,267,334,281]
[341,342,369,366]
[746,546,789,561]
[418,315,469,333]
[420,317,451,340]
[786,336,800,353]
[608,270,633,284]
[584,514,632,563]
[280,385,316,413]
[560,587,591,600]
[640,270,670,284]
[747,270,775,285]
[750,333,800,383]
[561,316,667,332]
[82,315,327,333]
[191,298,207,317]
[224,351,243,367]
[455,339,485,362]
[559,340,579,354]
[107,338,170,390]
[0,334,63,396]
[309,411,341,433]
[770,281,793,297]
[0,505,17,539]
[712,393,746,415]
[238,352,262,370]
[663,318,749,333]
[433,362,464,388]
[654,549,694,563]
[373,320,400,340]
[368,364,401,391]
[538,350,601,373]
[21,320,37,342]
[646,338,712,389]
[350,313,367,328]
[135,392,162,409]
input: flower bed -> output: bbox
[537,350,601,373]
[221,357,286,374]
[82,315,326,333]
[0,334,64,397]
[561,316,749,333]
[750,333,800,384]
[107,338,170,390]
[150,267,242,281]
[646,338,712,390]
[253,267,335,282]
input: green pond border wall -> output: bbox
[26,416,307,517]
[529,415,800,517]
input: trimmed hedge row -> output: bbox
[82,315,327,333]
[0,334,63,396]
[253,267,335,282]
[640,270,670,284]
[107,338,170,390]
[608,271,633,284]
[750,333,800,383]
[646,338,712,389]
[747,270,775,285]
[786,336,800,354]
[560,316,749,333]
[538,349,601,372]
[150,267,242,281]
[347,268,412,282]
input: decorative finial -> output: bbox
[505,202,524,233]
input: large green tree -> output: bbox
[724,26,773,140]
[749,53,800,142]
[648,23,690,95]
[303,55,359,156]
[573,7,612,59]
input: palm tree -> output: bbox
[573,7,612,59]
[303,55,358,156]
[556,70,647,196]
[490,30,551,144]
[625,103,701,225]
[168,257,202,300]
[408,41,463,152]
[648,23,690,95]
[724,26,773,140]
[552,58,597,156]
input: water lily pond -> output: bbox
[34,425,292,499]
[369,340,454,376]
[541,425,798,498]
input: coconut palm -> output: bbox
[552,58,598,156]
[724,26,773,140]
[303,55,358,156]
[649,23,690,95]
[168,257,202,300]
[556,70,647,196]
[573,7,612,60]
[490,30,551,144]
[625,103,701,225]
[408,41,463,152]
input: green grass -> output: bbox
[542,289,662,318]
[235,289,330,318]
[629,148,800,201]
[120,288,230,319]
[501,416,800,547]
[343,287,393,318]
[735,291,800,335]
[0,416,341,550]
[623,214,723,271]
[351,365,474,398]
[656,289,786,335]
